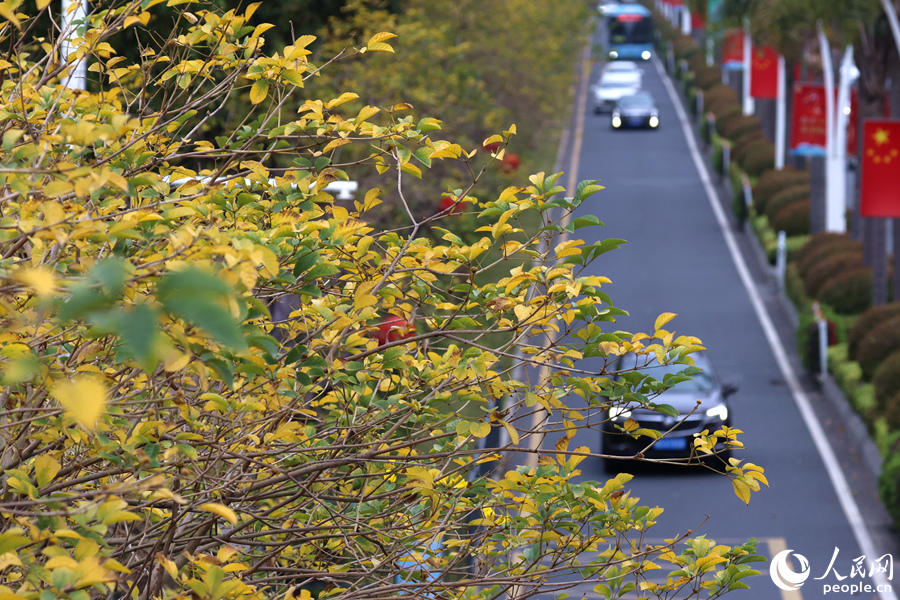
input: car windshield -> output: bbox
[601,81,637,89]
[618,95,653,108]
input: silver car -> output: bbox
[600,351,737,471]
[591,73,642,113]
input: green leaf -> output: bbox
[158,268,245,350]
[0,532,29,555]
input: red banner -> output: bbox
[691,11,705,29]
[790,83,827,155]
[722,29,744,69]
[860,120,900,217]
[790,83,860,156]
[750,45,779,99]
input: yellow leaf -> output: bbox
[51,377,107,432]
[33,454,61,488]
[499,420,519,445]
[654,312,677,332]
[17,268,56,299]
[249,79,269,105]
[732,479,751,504]
[367,32,397,45]
[469,421,491,438]
[155,553,179,579]
[198,502,238,525]
[322,137,350,153]
[36,0,53,9]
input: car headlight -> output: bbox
[610,407,631,420]
[705,405,729,420]
[609,51,618,59]
[642,50,651,60]
[649,115,659,128]
[611,116,622,128]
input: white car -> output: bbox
[591,73,642,113]
[602,60,644,79]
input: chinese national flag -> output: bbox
[860,120,900,217]
[750,45,779,99]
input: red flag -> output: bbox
[691,11,705,30]
[722,29,744,69]
[750,45,779,99]
[860,120,900,217]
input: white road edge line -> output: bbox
[653,55,897,600]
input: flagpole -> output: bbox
[775,55,786,170]
[61,0,87,90]
[682,5,692,36]
[818,23,840,231]
[742,19,754,116]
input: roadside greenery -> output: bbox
[0,1,768,599]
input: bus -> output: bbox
[606,4,654,61]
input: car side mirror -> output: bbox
[721,382,738,399]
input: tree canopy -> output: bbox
[0,2,765,599]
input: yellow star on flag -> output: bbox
[873,128,890,146]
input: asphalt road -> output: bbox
[542,22,900,600]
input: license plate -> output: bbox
[654,437,688,451]
[628,118,644,126]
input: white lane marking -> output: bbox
[653,55,897,600]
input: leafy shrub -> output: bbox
[817,267,873,315]
[706,84,740,115]
[770,199,811,237]
[879,448,900,526]
[795,233,862,278]
[874,350,900,418]
[732,129,766,163]
[848,302,900,360]
[739,139,776,177]
[764,184,811,222]
[688,51,707,72]
[803,251,864,297]
[674,35,700,60]
[719,114,763,141]
[753,167,810,214]
[695,65,723,91]
[855,314,900,378]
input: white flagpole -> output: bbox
[775,55,786,169]
[742,19,754,115]
[61,0,87,90]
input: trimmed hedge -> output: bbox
[796,234,862,278]
[817,267,873,316]
[719,114,762,141]
[855,314,900,379]
[738,139,776,177]
[695,64,722,90]
[732,129,766,162]
[874,350,900,424]
[764,184,811,222]
[769,199,811,237]
[706,84,740,115]
[848,302,900,360]
[803,251,864,297]
[753,167,810,214]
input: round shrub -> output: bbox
[753,167,809,214]
[695,65,723,91]
[796,235,862,279]
[817,267,873,316]
[739,139,776,177]
[674,36,700,61]
[715,107,743,136]
[764,183,811,222]
[688,51,707,73]
[803,251,863,297]
[719,114,762,141]
[769,199,811,237]
[795,232,857,264]
[706,84,739,115]
[732,129,766,163]
[852,309,900,379]
[873,350,900,419]
[848,302,900,360]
